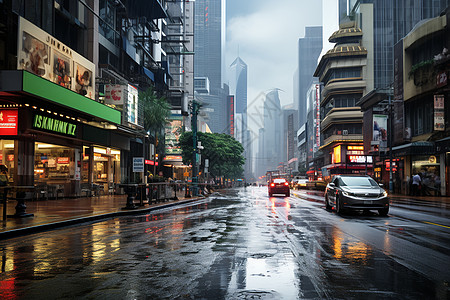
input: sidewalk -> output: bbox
[0,193,206,239]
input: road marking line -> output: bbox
[423,221,450,229]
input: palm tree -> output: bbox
[141,86,171,175]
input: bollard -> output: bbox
[185,185,191,198]
[121,184,137,209]
[11,189,34,218]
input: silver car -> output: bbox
[325,175,389,216]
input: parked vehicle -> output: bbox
[268,178,290,197]
[325,175,389,216]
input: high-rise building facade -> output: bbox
[314,21,367,179]
[229,56,252,179]
[297,27,323,128]
[258,89,283,176]
[194,0,228,133]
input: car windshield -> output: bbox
[340,177,378,187]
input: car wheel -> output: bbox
[378,206,389,216]
[336,196,345,215]
[325,195,332,210]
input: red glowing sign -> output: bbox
[145,160,158,166]
[57,157,70,164]
[0,110,18,135]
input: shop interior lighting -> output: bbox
[4,144,14,148]
[37,143,58,149]
[111,149,120,155]
[93,147,106,154]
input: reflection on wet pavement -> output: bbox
[0,187,448,299]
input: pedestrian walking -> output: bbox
[411,172,421,196]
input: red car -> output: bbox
[268,178,290,197]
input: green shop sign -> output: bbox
[33,114,77,136]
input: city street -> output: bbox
[0,187,449,299]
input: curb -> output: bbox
[0,197,206,240]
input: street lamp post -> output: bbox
[388,92,394,194]
[191,100,200,196]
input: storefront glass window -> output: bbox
[34,143,75,184]
[412,155,440,194]
[0,140,15,182]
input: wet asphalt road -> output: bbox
[0,187,449,299]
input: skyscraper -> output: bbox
[297,27,323,129]
[229,57,248,115]
[229,56,251,178]
[194,0,223,91]
[259,89,283,175]
[194,0,228,133]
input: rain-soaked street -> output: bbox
[0,187,449,299]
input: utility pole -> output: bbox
[388,92,394,194]
[191,100,200,196]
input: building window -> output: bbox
[323,123,362,140]
[323,67,362,85]
[406,98,433,137]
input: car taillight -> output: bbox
[284,182,289,186]
[270,183,275,187]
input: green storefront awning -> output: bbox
[0,70,121,124]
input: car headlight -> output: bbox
[380,190,388,197]
[342,191,353,197]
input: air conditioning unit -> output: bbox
[342,130,348,136]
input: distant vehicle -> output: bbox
[292,178,308,189]
[324,175,389,216]
[306,180,327,191]
[268,178,290,197]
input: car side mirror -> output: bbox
[329,182,335,187]
[378,183,384,187]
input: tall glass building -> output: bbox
[194,0,225,93]
[358,0,450,89]
[297,27,323,128]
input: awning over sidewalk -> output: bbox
[392,141,434,156]
[0,70,121,124]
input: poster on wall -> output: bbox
[434,95,445,131]
[373,114,388,141]
[17,16,95,99]
[18,31,50,79]
[74,63,93,99]
[53,50,72,89]
[104,84,125,105]
[127,84,138,125]
[165,117,183,156]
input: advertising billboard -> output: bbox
[127,84,138,125]
[0,110,18,135]
[17,17,95,99]
[105,84,125,105]
[434,95,445,131]
[165,116,183,156]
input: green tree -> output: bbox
[141,86,171,135]
[179,132,245,179]
[141,86,171,175]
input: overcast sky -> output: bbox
[225,0,323,110]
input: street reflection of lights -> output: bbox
[332,227,343,260]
